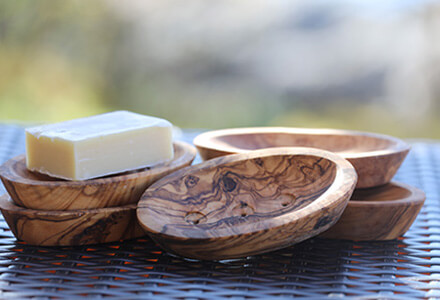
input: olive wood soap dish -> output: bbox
[0,194,145,246]
[194,127,410,188]
[321,181,425,240]
[0,141,196,210]
[137,147,357,260]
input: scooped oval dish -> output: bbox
[137,147,357,260]
[320,181,425,241]
[194,127,410,188]
[0,141,196,210]
[0,194,145,246]
[193,127,410,188]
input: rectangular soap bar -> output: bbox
[25,111,174,181]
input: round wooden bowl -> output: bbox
[193,127,410,188]
[0,141,196,210]
[320,182,425,241]
[137,147,357,260]
[0,193,145,246]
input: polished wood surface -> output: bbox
[193,127,410,188]
[137,147,357,260]
[0,142,196,210]
[321,182,425,240]
[0,194,145,246]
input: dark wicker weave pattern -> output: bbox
[0,125,438,299]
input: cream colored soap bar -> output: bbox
[25,111,174,181]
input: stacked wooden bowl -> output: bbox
[193,128,426,242]
[0,142,197,246]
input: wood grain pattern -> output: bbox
[0,193,145,246]
[320,182,425,240]
[193,127,410,188]
[137,147,357,260]
[0,142,196,210]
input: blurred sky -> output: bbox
[0,0,439,138]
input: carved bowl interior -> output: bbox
[351,183,413,202]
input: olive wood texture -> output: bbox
[320,181,425,241]
[137,147,357,260]
[0,141,196,210]
[193,127,410,188]
[0,193,145,246]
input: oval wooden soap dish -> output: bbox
[320,181,425,241]
[0,141,196,210]
[0,193,145,246]
[193,127,410,188]
[137,147,357,260]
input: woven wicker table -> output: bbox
[0,124,438,299]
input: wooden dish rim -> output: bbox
[0,141,196,187]
[193,127,410,159]
[348,182,426,208]
[0,193,137,217]
[138,146,358,239]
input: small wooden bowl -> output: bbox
[0,141,196,210]
[320,182,425,241]
[0,193,145,246]
[193,127,410,188]
[137,147,357,260]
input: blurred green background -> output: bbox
[1,0,439,138]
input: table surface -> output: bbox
[0,124,439,299]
